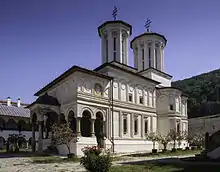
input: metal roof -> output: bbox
[0,104,30,118]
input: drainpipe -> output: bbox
[111,79,114,153]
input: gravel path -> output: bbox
[0,154,196,172]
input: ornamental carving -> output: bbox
[121,84,126,90]
[129,85,134,92]
[94,83,102,95]
[113,82,118,88]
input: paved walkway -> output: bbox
[0,154,196,172]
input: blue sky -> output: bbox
[0,0,220,103]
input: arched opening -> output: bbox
[95,112,104,148]
[18,119,26,132]
[0,118,5,131]
[45,111,58,139]
[95,112,104,136]
[60,113,66,124]
[6,119,18,130]
[68,111,76,133]
[81,110,91,137]
[0,137,5,150]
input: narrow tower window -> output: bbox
[142,49,145,70]
[148,48,151,67]
[105,39,108,62]
[113,37,116,61]
[122,38,125,62]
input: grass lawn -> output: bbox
[110,164,182,172]
[125,149,202,158]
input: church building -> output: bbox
[28,10,188,155]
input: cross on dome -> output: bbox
[112,6,118,21]
[144,18,152,32]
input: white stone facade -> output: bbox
[29,19,188,156]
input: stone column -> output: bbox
[38,121,43,152]
[31,124,36,152]
[90,119,95,137]
[76,118,81,136]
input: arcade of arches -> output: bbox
[31,109,106,152]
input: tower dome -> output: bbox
[131,19,167,72]
[98,7,132,65]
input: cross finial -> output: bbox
[112,6,118,21]
[144,18,152,32]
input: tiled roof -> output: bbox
[0,104,30,118]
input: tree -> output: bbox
[168,129,179,150]
[176,131,185,149]
[7,133,25,152]
[146,132,159,153]
[157,132,171,151]
[51,123,78,156]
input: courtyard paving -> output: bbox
[0,154,197,172]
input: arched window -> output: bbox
[81,110,92,137]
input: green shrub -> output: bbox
[80,146,112,172]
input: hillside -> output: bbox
[172,69,220,118]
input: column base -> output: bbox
[77,132,81,137]
[91,133,95,137]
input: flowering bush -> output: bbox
[146,132,159,151]
[51,123,78,156]
[157,133,171,151]
[80,146,112,172]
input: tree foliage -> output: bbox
[172,69,220,118]
[146,132,159,149]
[157,133,171,150]
[51,123,78,154]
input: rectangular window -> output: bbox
[176,122,180,133]
[170,104,174,110]
[142,49,144,70]
[129,93,133,102]
[113,37,116,60]
[139,96,143,104]
[144,120,148,134]
[123,117,127,134]
[155,48,157,69]
[106,39,108,62]
[134,118,138,135]
[148,48,151,67]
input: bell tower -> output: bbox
[131,19,167,72]
[98,6,132,65]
